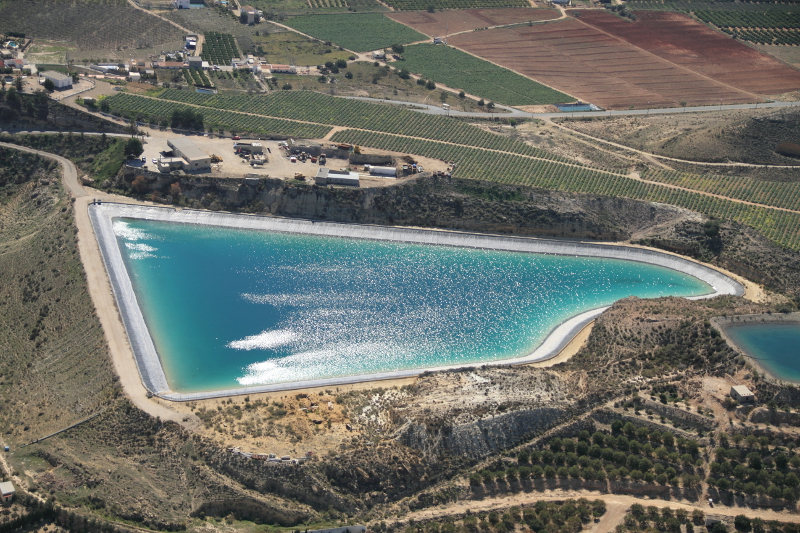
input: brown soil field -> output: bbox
[575,11,800,97]
[387,7,559,38]
[449,18,758,109]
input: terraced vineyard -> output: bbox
[201,32,240,65]
[153,89,572,161]
[330,129,800,250]
[103,93,330,138]
[402,44,570,106]
[282,13,426,52]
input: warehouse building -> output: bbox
[315,168,359,187]
[41,70,72,89]
[168,138,211,171]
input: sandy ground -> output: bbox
[405,489,800,526]
[528,319,594,368]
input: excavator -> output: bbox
[210,154,223,163]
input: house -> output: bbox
[265,64,296,74]
[371,50,385,60]
[0,482,14,504]
[315,168,360,187]
[174,0,191,8]
[240,5,259,24]
[168,138,211,171]
[129,72,141,82]
[731,385,755,403]
[41,70,73,89]
[187,56,203,69]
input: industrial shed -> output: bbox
[168,138,211,171]
[0,482,14,503]
[315,168,359,187]
[41,70,72,89]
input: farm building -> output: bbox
[235,142,263,154]
[187,56,203,69]
[315,168,360,187]
[168,138,212,171]
[730,385,755,403]
[0,482,14,504]
[157,157,186,172]
[240,5,260,24]
[174,0,190,7]
[157,61,185,69]
[41,70,72,89]
[372,50,385,60]
[129,72,141,82]
[266,64,296,74]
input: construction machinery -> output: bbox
[211,154,223,163]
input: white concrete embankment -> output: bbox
[89,203,744,401]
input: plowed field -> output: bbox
[575,11,800,96]
[449,19,758,109]
[388,8,559,37]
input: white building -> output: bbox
[168,138,211,171]
[174,0,191,8]
[731,385,755,403]
[41,70,72,89]
[0,482,14,504]
[315,168,359,187]
[129,72,141,82]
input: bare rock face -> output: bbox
[390,367,585,458]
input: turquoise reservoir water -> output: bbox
[725,323,800,382]
[114,218,713,393]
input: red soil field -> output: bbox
[575,11,800,96]
[449,19,759,109]
[388,8,559,38]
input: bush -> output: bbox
[734,515,752,532]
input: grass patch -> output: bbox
[90,138,126,182]
[253,31,352,66]
[283,13,426,52]
[402,43,571,106]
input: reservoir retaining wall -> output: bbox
[89,203,745,401]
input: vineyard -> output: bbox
[200,32,240,65]
[103,93,331,138]
[0,0,184,51]
[383,0,527,11]
[330,129,800,250]
[153,89,575,162]
[401,44,570,107]
[183,68,214,89]
[282,13,427,52]
[695,10,800,45]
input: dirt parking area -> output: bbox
[138,126,449,185]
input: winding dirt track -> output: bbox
[0,142,194,426]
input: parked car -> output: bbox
[232,135,241,140]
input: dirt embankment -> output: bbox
[112,171,697,242]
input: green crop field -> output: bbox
[401,44,570,106]
[152,88,573,161]
[201,32,240,65]
[329,129,800,250]
[103,93,331,138]
[283,13,427,52]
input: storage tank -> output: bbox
[369,166,397,177]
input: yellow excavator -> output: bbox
[211,154,223,163]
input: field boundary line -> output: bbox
[19,411,104,448]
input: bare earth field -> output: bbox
[387,7,559,37]
[448,18,758,109]
[756,44,800,71]
[575,11,800,98]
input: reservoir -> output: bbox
[106,213,725,396]
[723,323,800,382]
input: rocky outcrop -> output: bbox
[113,171,695,242]
[749,406,800,426]
[399,407,568,459]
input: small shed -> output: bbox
[371,50,385,60]
[0,482,14,504]
[315,168,359,187]
[129,72,141,82]
[187,56,203,69]
[731,385,755,403]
